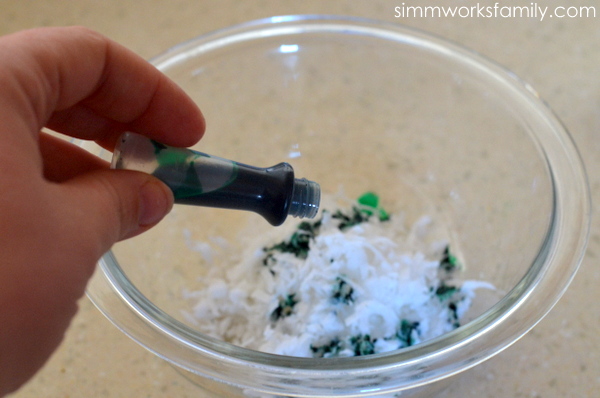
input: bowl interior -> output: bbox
[106,20,553,326]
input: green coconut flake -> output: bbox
[270,294,298,322]
[350,334,376,356]
[357,191,390,221]
[310,338,343,358]
[396,319,420,348]
[332,277,355,304]
[440,245,460,272]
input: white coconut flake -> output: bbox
[183,196,493,358]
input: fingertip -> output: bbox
[60,169,175,255]
[174,99,206,146]
[113,176,174,241]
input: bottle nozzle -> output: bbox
[288,178,321,220]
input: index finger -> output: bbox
[0,26,205,148]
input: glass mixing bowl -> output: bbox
[77,15,590,397]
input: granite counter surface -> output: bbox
[2,1,599,397]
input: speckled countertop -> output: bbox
[3,1,599,397]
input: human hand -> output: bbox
[0,27,205,395]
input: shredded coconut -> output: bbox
[183,194,493,358]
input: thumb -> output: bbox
[61,169,174,257]
[0,169,173,396]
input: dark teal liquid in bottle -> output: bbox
[112,132,320,226]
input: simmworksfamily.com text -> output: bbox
[394,3,596,21]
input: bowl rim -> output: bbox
[85,14,591,395]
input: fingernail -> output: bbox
[138,179,173,226]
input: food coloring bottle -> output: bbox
[111,132,320,226]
